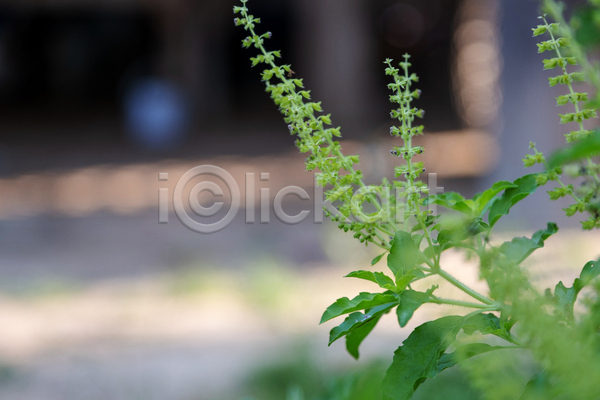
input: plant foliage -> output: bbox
[234,0,600,398]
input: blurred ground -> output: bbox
[0,210,597,400]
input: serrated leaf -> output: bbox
[499,222,558,264]
[488,174,538,227]
[381,316,464,400]
[320,292,398,324]
[329,303,395,345]
[397,290,430,327]
[345,270,396,290]
[345,314,381,360]
[388,232,423,279]
[437,343,503,373]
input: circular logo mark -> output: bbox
[173,165,240,233]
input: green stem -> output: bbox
[429,296,499,310]
[437,268,495,305]
[374,230,389,247]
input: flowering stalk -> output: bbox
[235,0,496,308]
[527,16,600,229]
[234,0,397,249]
[543,0,600,96]
[385,57,427,226]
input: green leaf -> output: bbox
[435,217,489,248]
[547,131,600,169]
[462,313,517,343]
[345,314,381,360]
[437,343,503,373]
[388,232,423,279]
[473,181,518,216]
[329,303,395,345]
[554,259,600,317]
[381,316,464,400]
[424,192,473,216]
[488,174,538,227]
[462,313,501,335]
[395,269,426,291]
[397,290,430,327]
[371,252,386,266]
[499,222,558,264]
[554,281,577,316]
[320,292,398,324]
[574,259,600,291]
[345,271,396,290]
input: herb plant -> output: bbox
[234,0,600,398]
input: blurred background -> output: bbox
[0,0,598,399]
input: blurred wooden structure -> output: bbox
[0,0,504,218]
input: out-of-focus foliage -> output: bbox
[573,1,600,47]
[236,347,482,400]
